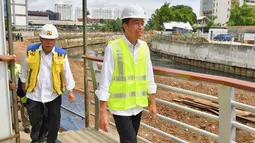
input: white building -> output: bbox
[200,0,231,26]
[55,4,73,21]
[75,7,82,21]
[92,9,112,19]
[200,0,255,26]
[4,0,28,28]
[240,0,255,6]
[213,0,231,25]
[113,9,122,19]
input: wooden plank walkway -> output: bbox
[20,128,119,143]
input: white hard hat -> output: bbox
[40,24,58,39]
[121,4,146,20]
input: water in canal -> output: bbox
[70,44,255,82]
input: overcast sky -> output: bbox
[28,0,201,19]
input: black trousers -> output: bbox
[113,112,142,143]
[26,96,61,143]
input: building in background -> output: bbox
[55,4,73,21]
[28,11,49,20]
[113,9,122,19]
[200,0,213,20]
[4,0,28,28]
[239,0,255,6]
[28,10,60,21]
[77,18,114,23]
[4,0,7,19]
[213,0,231,25]
[200,0,255,26]
[46,10,60,20]
[200,0,233,26]
[75,7,82,21]
[92,9,112,19]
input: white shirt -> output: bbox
[20,45,75,103]
[95,35,157,116]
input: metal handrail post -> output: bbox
[218,85,236,143]
[88,61,100,130]
[83,0,89,128]
[6,0,20,142]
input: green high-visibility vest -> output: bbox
[107,38,149,110]
[8,64,21,80]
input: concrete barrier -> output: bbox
[151,40,255,78]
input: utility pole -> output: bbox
[83,0,89,127]
[6,0,20,142]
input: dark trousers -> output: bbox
[26,96,61,143]
[113,112,142,143]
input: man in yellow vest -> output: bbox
[96,4,157,143]
[20,24,75,143]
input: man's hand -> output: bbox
[9,81,16,90]
[68,91,75,103]
[0,55,16,63]
[17,101,22,110]
[149,94,157,119]
[99,101,109,132]
[17,97,22,110]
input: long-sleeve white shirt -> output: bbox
[95,35,157,116]
[20,45,75,103]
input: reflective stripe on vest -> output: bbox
[25,43,66,95]
[112,75,146,82]
[107,38,149,110]
[112,91,147,98]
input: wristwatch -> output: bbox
[68,89,73,93]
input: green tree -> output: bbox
[100,19,105,23]
[145,18,153,30]
[228,4,255,26]
[207,16,217,27]
[151,3,174,30]
[112,18,122,32]
[171,5,197,25]
[102,18,122,32]
[148,3,197,30]
[102,24,113,32]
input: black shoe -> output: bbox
[24,128,30,133]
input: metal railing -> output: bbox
[83,55,255,143]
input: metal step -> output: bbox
[59,131,78,143]
[58,128,119,143]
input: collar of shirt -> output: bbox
[122,35,141,49]
[38,44,55,55]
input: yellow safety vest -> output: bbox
[25,43,66,95]
[107,38,149,110]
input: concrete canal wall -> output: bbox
[151,41,255,78]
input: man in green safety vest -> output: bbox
[96,4,157,143]
[9,63,31,134]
